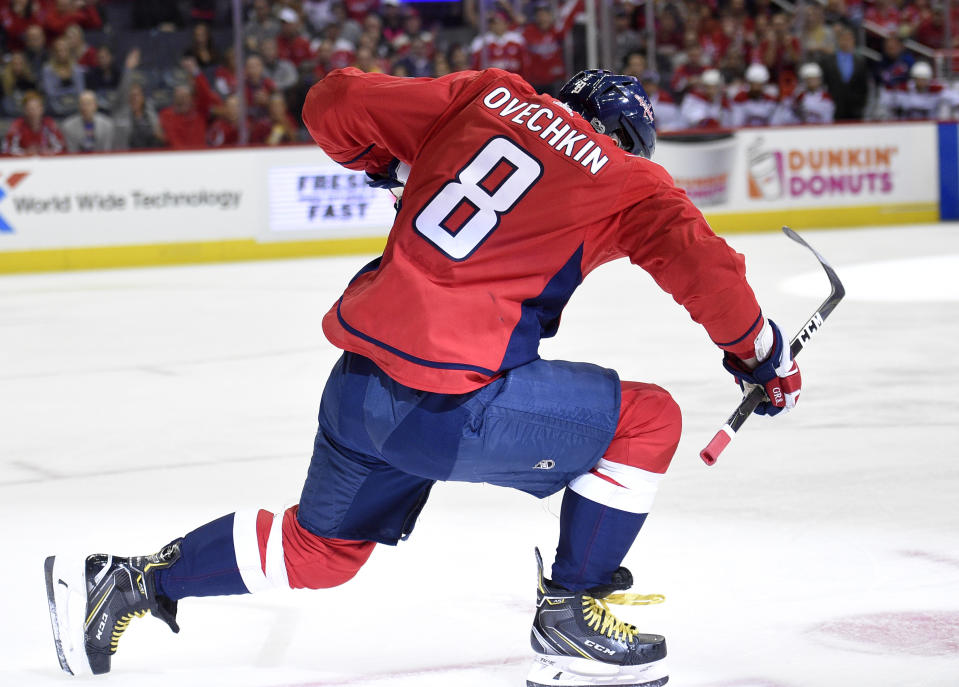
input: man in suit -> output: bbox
[821,26,869,120]
[61,89,116,152]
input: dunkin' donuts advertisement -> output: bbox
[655,122,938,220]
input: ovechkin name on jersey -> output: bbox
[482,86,611,175]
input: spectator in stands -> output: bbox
[726,0,755,41]
[915,4,944,47]
[639,70,682,132]
[470,9,525,72]
[263,92,298,145]
[344,0,380,23]
[324,21,357,69]
[259,37,297,92]
[448,44,471,72]
[1,0,38,51]
[864,0,901,36]
[394,36,433,77]
[670,33,706,97]
[901,0,931,39]
[775,62,835,124]
[158,83,208,149]
[876,35,915,89]
[520,0,580,95]
[1,51,38,116]
[23,23,48,77]
[823,0,852,29]
[361,13,387,57]
[802,3,837,61]
[41,37,85,115]
[61,88,114,152]
[621,51,647,79]
[244,54,276,120]
[186,22,220,71]
[755,12,801,88]
[41,0,101,39]
[208,94,248,147]
[391,7,435,58]
[614,5,642,65]
[433,52,451,77]
[312,39,334,80]
[170,54,223,118]
[821,25,868,120]
[380,0,406,43]
[351,45,383,73]
[303,0,336,35]
[330,2,363,45]
[277,7,316,67]
[213,46,238,97]
[679,68,732,128]
[731,63,780,126]
[2,90,66,155]
[85,45,120,104]
[653,7,684,60]
[63,24,97,68]
[245,0,280,51]
[113,64,162,150]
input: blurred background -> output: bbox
[2,0,959,154]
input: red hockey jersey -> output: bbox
[303,68,762,394]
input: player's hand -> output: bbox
[722,319,801,416]
[366,158,411,200]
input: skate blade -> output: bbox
[526,653,668,687]
[44,555,92,677]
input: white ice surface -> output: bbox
[1,224,958,687]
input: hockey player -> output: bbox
[774,62,834,125]
[639,69,683,132]
[44,68,801,686]
[880,61,950,120]
[679,68,732,129]
[730,63,781,127]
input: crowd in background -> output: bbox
[1,0,958,156]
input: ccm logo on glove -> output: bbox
[723,319,801,417]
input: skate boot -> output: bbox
[44,541,182,675]
[527,548,668,687]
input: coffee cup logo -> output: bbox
[747,139,784,200]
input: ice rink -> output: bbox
[2,223,958,687]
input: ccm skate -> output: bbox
[44,542,181,675]
[528,548,668,687]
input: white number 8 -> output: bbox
[413,137,543,260]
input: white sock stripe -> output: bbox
[232,510,271,594]
[264,511,289,589]
[568,461,663,514]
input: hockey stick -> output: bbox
[699,226,845,465]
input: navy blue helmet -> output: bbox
[558,69,657,159]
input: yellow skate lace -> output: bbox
[582,592,665,642]
[109,610,147,652]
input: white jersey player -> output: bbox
[774,63,835,124]
[880,61,951,120]
[730,64,780,127]
[679,69,732,129]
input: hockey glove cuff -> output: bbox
[722,319,801,416]
[366,158,411,200]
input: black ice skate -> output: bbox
[43,541,182,676]
[528,548,668,687]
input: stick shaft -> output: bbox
[700,227,844,465]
